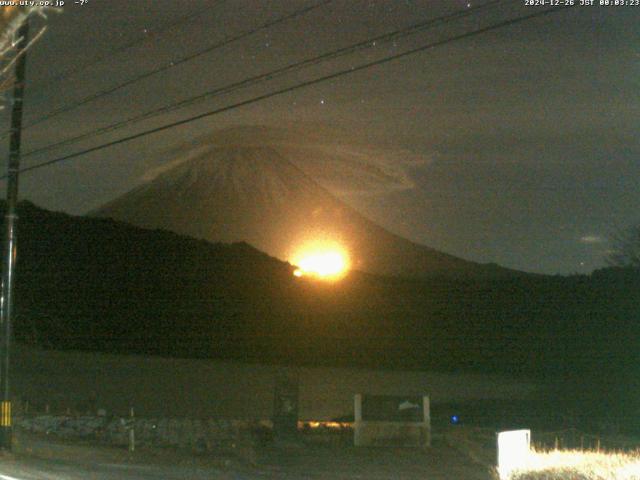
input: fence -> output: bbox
[532,427,640,452]
[15,413,268,462]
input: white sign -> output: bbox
[497,429,531,479]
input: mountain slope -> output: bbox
[94,141,512,279]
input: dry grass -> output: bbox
[503,449,640,480]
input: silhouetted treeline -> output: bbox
[5,201,640,429]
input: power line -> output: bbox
[11,0,332,136]
[21,0,507,160]
[2,4,574,180]
[27,2,220,95]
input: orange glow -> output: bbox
[299,421,351,429]
[291,240,350,280]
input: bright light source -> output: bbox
[298,252,346,277]
[290,240,350,280]
[497,429,531,479]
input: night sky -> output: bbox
[0,0,638,275]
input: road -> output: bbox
[0,458,227,480]
[0,432,495,479]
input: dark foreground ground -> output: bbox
[0,431,495,480]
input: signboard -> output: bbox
[497,429,531,479]
[361,395,425,422]
[272,372,299,438]
[354,394,431,447]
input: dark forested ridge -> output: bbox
[7,202,640,404]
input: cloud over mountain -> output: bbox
[142,125,430,197]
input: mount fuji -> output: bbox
[93,128,514,279]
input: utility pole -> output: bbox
[0,17,29,451]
